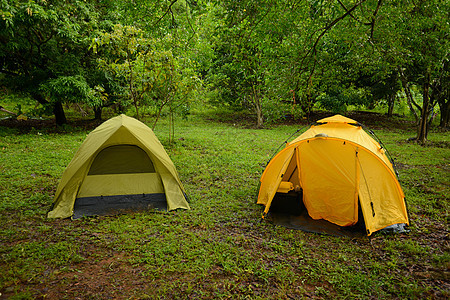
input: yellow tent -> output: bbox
[48,114,190,219]
[257,115,408,235]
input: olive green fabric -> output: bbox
[77,173,164,198]
[88,145,156,174]
[48,114,190,218]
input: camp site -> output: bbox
[1,1,449,299]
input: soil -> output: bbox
[0,117,103,133]
[0,111,424,133]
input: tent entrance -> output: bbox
[88,144,156,175]
[74,144,167,218]
[268,190,366,238]
[269,190,305,216]
[298,139,359,227]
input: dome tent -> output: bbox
[48,114,190,219]
[257,115,408,236]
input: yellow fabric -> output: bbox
[259,147,295,214]
[357,150,407,234]
[48,114,189,218]
[289,115,393,172]
[78,173,164,197]
[315,115,358,124]
[277,181,294,193]
[160,174,191,211]
[257,114,408,235]
[298,139,358,226]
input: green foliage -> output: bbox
[92,23,200,129]
[40,76,101,107]
[0,0,118,122]
[317,87,371,114]
[206,0,283,127]
[0,93,35,116]
[368,0,450,138]
[262,96,304,124]
[2,0,448,133]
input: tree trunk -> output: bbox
[252,84,264,128]
[153,96,170,130]
[94,106,102,120]
[416,72,431,144]
[53,101,67,125]
[304,95,312,122]
[398,67,419,123]
[31,93,67,125]
[255,103,264,128]
[438,97,449,129]
[133,99,140,120]
[94,106,102,121]
[387,94,395,117]
[168,108,175,144]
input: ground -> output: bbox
[0,111,448,299]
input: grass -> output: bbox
[0,110,449,299]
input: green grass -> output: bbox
[0,110,448,299]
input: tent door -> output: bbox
[74,144,166,218]
[299,139,359,227]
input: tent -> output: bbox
[48,114,190,219]
[257,115,409,236]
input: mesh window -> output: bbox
[88,145,155,175]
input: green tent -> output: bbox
[48,114,190,219]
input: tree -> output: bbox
[369,0,449,142]
[283,0,448,135]
[207,0,287,128]
[436,58,449,128]
[92,24,199,132]
[0,0,109,124]
[278,0,374,119]
[206,0,385,124]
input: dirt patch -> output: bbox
[423,140,450,148]
[0,117,102,134]
[1,249,146,299]
[0,111,419,132]
[368,216,450,299]
[49,252,144,299]
[207,110,417,131]
[396,139,450,148]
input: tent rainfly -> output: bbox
[257,114,409,236]
[48,114,190,219]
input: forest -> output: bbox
[0,0,449,299]
[1,0,449,140]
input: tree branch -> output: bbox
[154,0,178,27]
[184,2,197,49]
[336,0,364,23]
[239,4,273,43]
[398,66,420,122]
[369,0,383,41]
[292,0,369,97]
[309,0,368,58]
[0,69,20,76]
